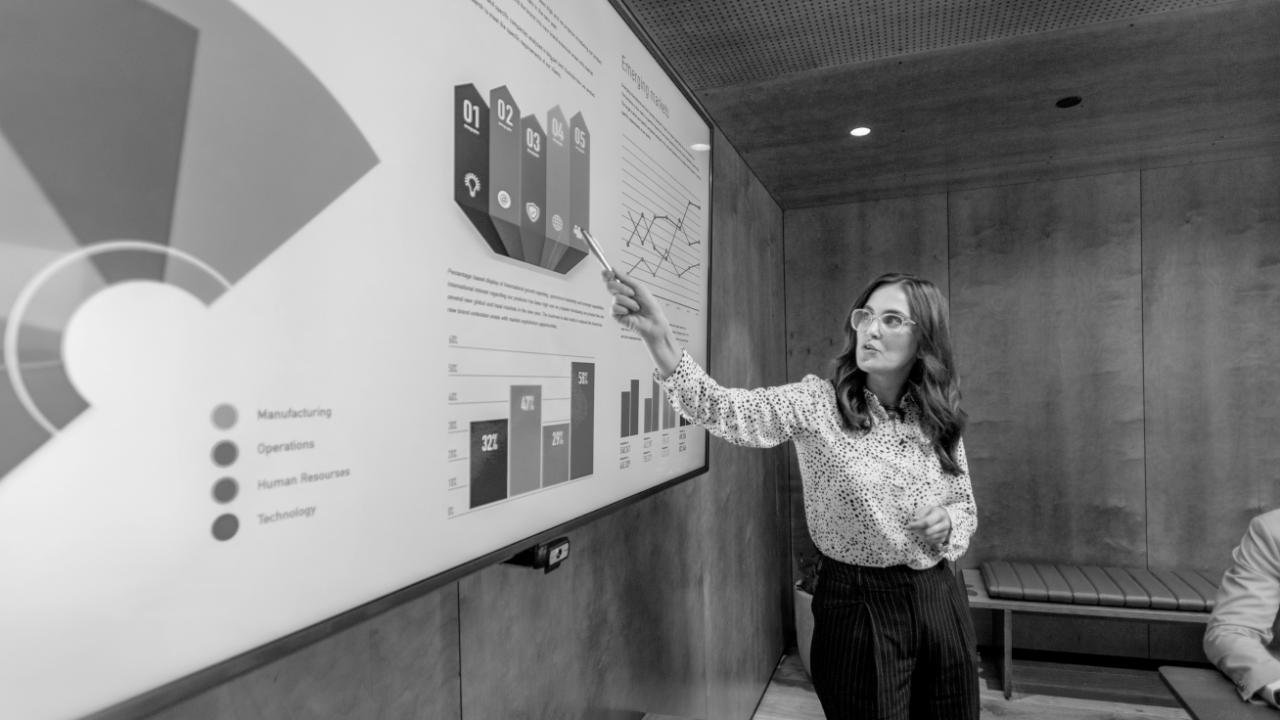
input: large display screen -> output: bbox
[0,1,711,717]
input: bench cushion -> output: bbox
[1128,568,1179,610]
[1178,570,1220,611]
[982,561,1023,600]
[980,562,1214,612]
[1149,569,1206,611]
[1012,562,1048,601]
[1080,566,1126,606]
[1056,564,1100,605]
[1033,563,1074,603]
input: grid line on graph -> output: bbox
[620,144,704,234]
[618,134,706,308]
[450,346,596,359]
[622,134,702,204]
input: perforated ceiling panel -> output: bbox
[623,0,1240,89]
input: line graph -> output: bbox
[619,134,706,311]
[623,201,701,279]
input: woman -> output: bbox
[605,270,979,720]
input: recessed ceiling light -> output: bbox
[1056,96,1083,108]
[850,127,871,137]
[690,142,711,152]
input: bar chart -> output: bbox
[445,340,594,513]
[620,377,689,439]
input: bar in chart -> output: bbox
[570,362,594,479]
[620,377,689,438]
[469,419,508,508]
[542,423,568,486]
[644,392,652,435]
[449,347,595,511]
[509,385,542,496]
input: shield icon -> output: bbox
[526,202,540,222]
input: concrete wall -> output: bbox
[781,154,1280,661]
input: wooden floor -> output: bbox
[748,651,1191,720]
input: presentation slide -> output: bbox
[0,0,711,717]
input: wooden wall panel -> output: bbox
[949,173,1148,657]
[782,194,950,382]
[702,127,787,720]
[1142,156,1280,572]
[949,173,1146,569]
[458,545,590,720]
[459,482,707,720]
[781,195,949,584]
[147,584,461,720]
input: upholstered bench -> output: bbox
[981,562,1220,611]
[961,563,1219,699]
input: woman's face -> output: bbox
[853,284,920,377]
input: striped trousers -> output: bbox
[810,557,980,720]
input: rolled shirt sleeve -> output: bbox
[1203,510,1280,702]
[657,350,822,449]
[1264,678,1280,707]
[938,438,978,562]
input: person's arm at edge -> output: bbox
[1262,678,1280,708]
[1203,510,1280,702]
[938,437,977,561]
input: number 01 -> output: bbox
[462,100,480,128]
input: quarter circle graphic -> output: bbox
[0,0,379,480]
[4,241,232,437]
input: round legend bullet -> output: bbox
[212,478,238,503]
[212,404,238,430]
[212,441,238,467]
[212,514,239,541]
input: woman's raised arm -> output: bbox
[604,269,822,449]
[604,269,682,378]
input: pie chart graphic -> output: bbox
[0,0,379,478]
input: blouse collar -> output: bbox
[862,387,919,424]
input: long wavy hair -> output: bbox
[830,273,968,475]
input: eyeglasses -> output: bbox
[851,308,916,334]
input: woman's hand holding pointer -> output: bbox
[604,269,682,379]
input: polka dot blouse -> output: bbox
[659,351,977,570]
